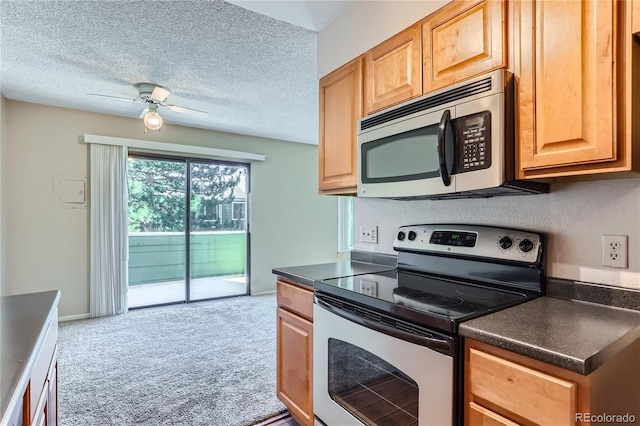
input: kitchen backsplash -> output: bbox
[353,178,640,290]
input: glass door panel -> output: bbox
[127,157,187,308]
[328,338,419,426]
[188,161,248,301]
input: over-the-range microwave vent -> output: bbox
[360,76,493,131]
[388,181,550,200]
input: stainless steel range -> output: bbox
[313,224,545,426]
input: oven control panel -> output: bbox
[393,224,543,264]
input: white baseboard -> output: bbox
[59,313,90,322]
[251,290,276,296]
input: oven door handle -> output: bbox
[315,297,452,355]
[437,109,452,187]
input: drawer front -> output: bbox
[29,311,58,423]
[277,280,313,321]
[468,402,520,426]
[469,348,576,426]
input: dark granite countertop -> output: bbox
[272,251,396,289]
[1,290,60,424]
[460,294,640,375]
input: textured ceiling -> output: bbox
[0,1,350,144]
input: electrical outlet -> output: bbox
[359,225,378,243]
[360,279,378,297]
[602,235,628,268]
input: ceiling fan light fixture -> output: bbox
[143,105,163,131]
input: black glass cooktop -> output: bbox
[315,269,537,333]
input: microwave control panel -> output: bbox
[455,111,491,173]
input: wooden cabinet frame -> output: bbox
[276,278,314,426]
[21,316,58,426]
[318,57,363,194]
[364,24,422,115]
[422,0,506,93]
[465,338,640,426]
[512,0,638,178]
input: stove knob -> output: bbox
[498,236,513,250]
[408,231,417,241]
[519,239,534,253]
[397,231,406,241]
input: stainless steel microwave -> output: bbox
[357,70,548,199]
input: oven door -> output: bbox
[313,295,455,426]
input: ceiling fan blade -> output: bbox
[87,93,139,103]
[138,107,149,119]
[162,104,208,117]
[151,87,170,103]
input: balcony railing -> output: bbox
[128,231,246,286]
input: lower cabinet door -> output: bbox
[277,307,313,426]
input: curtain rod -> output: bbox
[82,134,267,162]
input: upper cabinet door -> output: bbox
[515,0,619,176]
[634,0,640,34]
[364,24,422,115]
[422,0,506,94]
[318,57,363,194]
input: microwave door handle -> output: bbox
[437,109,452,186]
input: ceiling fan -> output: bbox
[89,83,208,132]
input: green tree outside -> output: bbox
[127,158,243,232]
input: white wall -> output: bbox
[4,100,338,317]
[0,95,5,296]
[319,1,640,290]
[318,0,450,77]
[354,180,640,289]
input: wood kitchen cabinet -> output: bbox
[513,0,637,179]
[318,57,362,194]
[30,347,58,426]
[318,0,508,194]
[364,23,422,115]
[422,0,506,94]
[465,338,640,426]
[634,0,640,34]
[276,278,314,426]
[24,310,59,426]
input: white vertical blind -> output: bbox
[89,144,128,317]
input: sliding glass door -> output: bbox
[188,161,248,301]
[127,155,249,308]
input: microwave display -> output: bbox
[455,111,491,173]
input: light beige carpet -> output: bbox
[58,295,285,425]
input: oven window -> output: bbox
[328,338,418,425]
